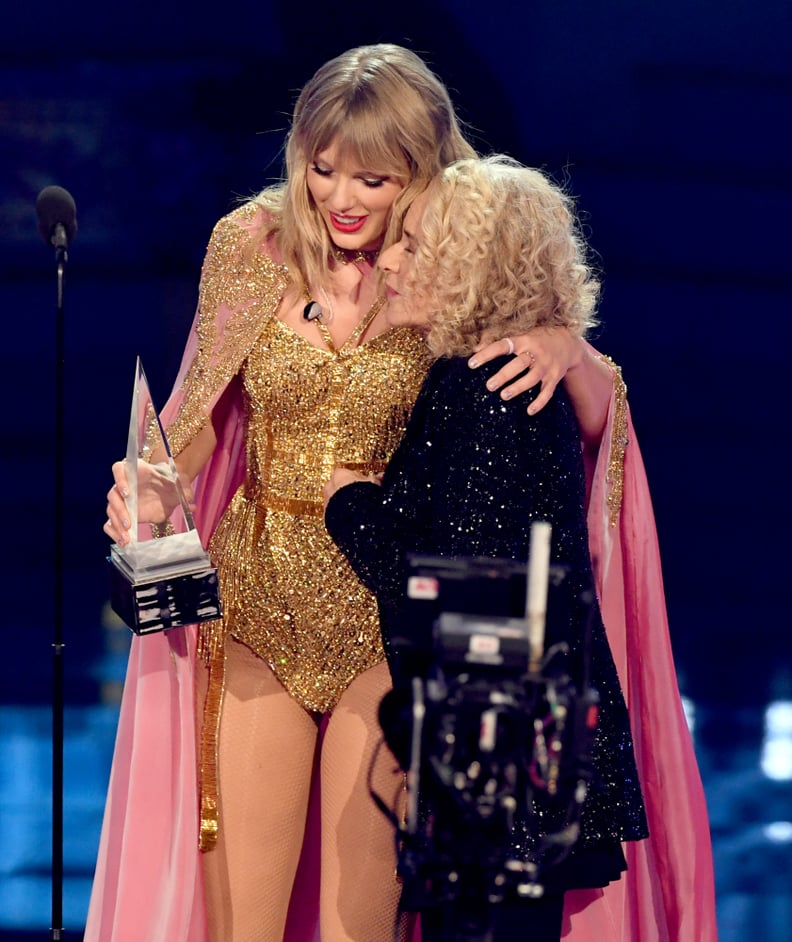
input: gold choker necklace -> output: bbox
[331,245,379,266]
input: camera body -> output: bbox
[377,556,599,933]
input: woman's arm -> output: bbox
[324,376,440,607]
[104,418,218,546]
[326,357,585,604]
[104,207,278,547]
[555,342,614,457]
[469,329,613,452]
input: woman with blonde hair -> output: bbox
[326,156,717,941]
[88,50,608,942]
[398,156,600,356]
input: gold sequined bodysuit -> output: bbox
[162,204,433,847]
[208,312,431,713]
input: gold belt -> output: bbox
[265,494,324,517]
[251,459,388,518]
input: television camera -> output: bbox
[372,525,600,942]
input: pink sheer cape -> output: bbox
[85,341,718,942]
[559,372,718,940]
[83,306,244,942]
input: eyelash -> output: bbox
[310,165,386,188]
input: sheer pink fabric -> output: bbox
[560,376,718,941]
[85,340,717,941]
[84,304,245,942]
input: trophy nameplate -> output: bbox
[108,358,222,635]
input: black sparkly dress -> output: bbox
[325,354,648,893]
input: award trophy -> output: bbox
[107,358,222,635]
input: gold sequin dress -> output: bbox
[163,204,430,715]
[159,204,432,847]
[209,310,431,713]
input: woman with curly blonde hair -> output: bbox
[399,155,599,357]
[326,155,716,942]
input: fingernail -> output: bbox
[486,379,497,391]
[122,487,129,498]
[122,518,130,529]
[469,358,479,368]
[502,389,513,400]
[527,405,536,415]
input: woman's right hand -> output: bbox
[103,459,195,546]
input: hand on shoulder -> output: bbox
[468,327,584,414]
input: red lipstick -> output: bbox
[329,213,366,233]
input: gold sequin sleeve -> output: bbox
[165,203,290,457]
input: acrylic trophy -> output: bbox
[107,358,222,635]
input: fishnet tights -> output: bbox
[198,638,407,942]
[320,660,409,942]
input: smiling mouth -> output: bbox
[329,213,367,233]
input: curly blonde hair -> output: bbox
[411,156,600,358]
[252,44,475,289]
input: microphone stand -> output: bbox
[37,185,76,940]
[50,235,68,941]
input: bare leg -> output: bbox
[200,638,319,942]
[319,661,408,942]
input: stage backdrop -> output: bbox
[0,2,790,938]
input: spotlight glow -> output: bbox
[681,695,696,734]
[763,821,792,843]
[760,701,792,781]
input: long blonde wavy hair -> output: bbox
[411,156,600,357]
[253,44,475,288]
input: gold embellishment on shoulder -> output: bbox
[597,354,628,527]
[167,204,290,457]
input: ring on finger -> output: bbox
[504,337,515,356]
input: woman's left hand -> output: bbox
[468,327,584,414]
[323,468,383,508]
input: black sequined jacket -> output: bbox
[325,354,648,857]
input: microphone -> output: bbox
[36,186,78,253]
[303,300,324,322]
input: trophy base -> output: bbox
[108,556,223,635]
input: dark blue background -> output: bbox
[1,1,790,938]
